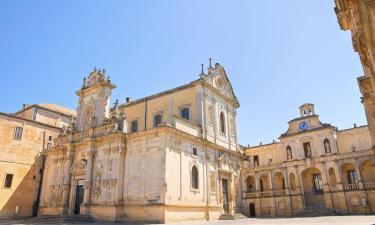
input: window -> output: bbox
[303,142,312,158]
[14,127,23,140]
[191,166,199,189]
[324,139,331,153]
[253,155,259,167]
[192,147,197,156]
[131,120,138,133]
[4,174,13,188]
[180,107,190,120]
[153,113,162,128]
[312,174,323,194]
[347,170,358,184]
[219,111,226,133]
[48,136,52,141]
[47,142,53,150]
[286,145,293,160]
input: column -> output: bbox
[333,160,349,213]
[320,162,333,209]
[115,147,126,205]
[82,149,96,215]
[283,167,293,215]
[354,159,364,189]
[62,147,74,213]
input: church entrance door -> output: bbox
[222,179,229,214]
[74,180,85,214]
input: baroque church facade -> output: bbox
[0,61,374,222]
[37,64,243,223]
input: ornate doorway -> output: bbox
[74,180,85,214]
[222,179,229,213]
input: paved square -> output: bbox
[1,216,375,225]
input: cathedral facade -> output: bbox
[1,64,375,222]
[37,64,242,223]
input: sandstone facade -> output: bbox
[37,64,242,223]
[241,103,375,217]
[0,104,75,218]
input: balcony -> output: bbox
[243,190,287,199]
[343,183,360,191]
[364,182,375,190]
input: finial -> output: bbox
[114,99,119,108]
[102,69,106,75]
[98,69,102,74]
[82,77,87,88]
[94,66,97,72]
[200,64,204,75]
[209,58,212,68]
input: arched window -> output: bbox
[131,120,138,133]
[191,166,199,189]
[153,113,162,128]
[220,111,226,134]
[180,107,190,120]
[324,138,331,153]
[286,145,292,160]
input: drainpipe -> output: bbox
[144,98,148,131]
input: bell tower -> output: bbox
[76,68,116,131]
[299,103,315,117]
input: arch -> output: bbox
[180,107,190,120]
[273,172,285,191]
[328,167,337,188]
[246,176,256,193]
[130,120,138,133]
[153,113,163,127]
[289,173,296,191]
[360,160,375,183]
[341,162,358,185]
[259,174,270,192]
[191,165,199,189]
[286,145,292,160]
[301,167,325,208]
[219,111,226,134]
[324,138,331,154]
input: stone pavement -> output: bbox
[0,216,375,225]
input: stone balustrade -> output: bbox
[243,149,374,173]
[343,183,360,191]
[364,182,375,190]
[53,122,120,147]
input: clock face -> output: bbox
[298,121,309,131]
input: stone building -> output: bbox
[241,103,375,217]
[0,104,75,218]
[37,64,243,223]
[334,0,375,147]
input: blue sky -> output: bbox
[0,1,365,146]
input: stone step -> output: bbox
[297,208,340,217]
[27,215,97,224]
[219,213,248,220]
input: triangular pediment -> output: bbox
[203,63,239,107]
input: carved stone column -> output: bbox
[82,150,96,214]
[334,160,349,213]
[62,146,74,213]
[115,146,126,205]
[358,76,375,147]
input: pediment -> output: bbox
[203,63,239,107]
